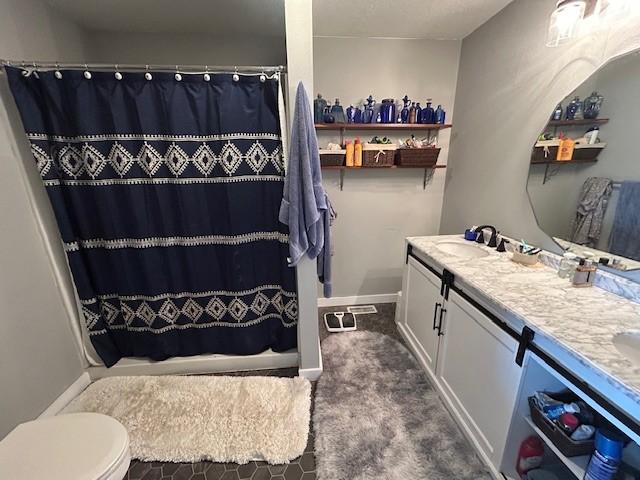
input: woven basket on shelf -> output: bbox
[319,150,346,167]
[362,144,397,167]
[396,147,441,167]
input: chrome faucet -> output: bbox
[473,225,498,248]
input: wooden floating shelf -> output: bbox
[531,158,598,166]
[315,123,452,131]
[547,118,609,127]
[321,164,446,190]
[321,164,447,170]
[524,416,589,479]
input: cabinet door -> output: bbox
[435,290,522,469]
[401,256,443,376]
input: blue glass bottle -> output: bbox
[421,99,435,124]
[363,95,376,124]
[435,105,446,124]
[415,103,423,124]
[353,106,363,124]
[400,95,410,123]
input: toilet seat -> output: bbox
[0,412,130,480]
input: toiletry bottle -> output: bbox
[345,140,354,167]
[354,137,363,167]
[584,429,623,480]
[572,258,597,287]
[415,103,423,124]
[552,103,563,121]
[435,105,446,124]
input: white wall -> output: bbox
[0,0,89,438]
[314,37,461,297]
[439,0,640,252]
[89,31,286,66]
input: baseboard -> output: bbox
[317,292,398,307]
[298,338,323,381]
[87,349,298,380]
[39,372,91,418]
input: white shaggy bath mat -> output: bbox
[62,375,311,464]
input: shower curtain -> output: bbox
[5,66,297,367]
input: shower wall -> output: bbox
[0,0,90,438]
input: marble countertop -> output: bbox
[407,235,640,415]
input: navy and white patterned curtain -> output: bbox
[5,66,297,367]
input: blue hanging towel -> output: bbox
[609,181,640,261]
[279,83,335,297]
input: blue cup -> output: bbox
[464,229,478,241]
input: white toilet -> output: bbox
[0,412,130,480]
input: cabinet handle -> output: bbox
[437,308,447,336]
[432,302,442,330]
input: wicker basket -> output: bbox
[531,141,560,163]
[573,143,606,161]
[319,150,345,167]
[396,147,441,167]
[528,391,599,458]
[362,144,396,167]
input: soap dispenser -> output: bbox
[572,258,596,287]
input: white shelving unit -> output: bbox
[523,416,590,479]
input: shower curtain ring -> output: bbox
[145,65,152,81]
[114,64,122,80]
[233,66,239,82]
[54,62,62,79]
[259,66,266,83]
[203,65,210,82]
[83,64,91,80]
[175,65,182,82]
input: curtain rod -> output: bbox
[0,60,286,74]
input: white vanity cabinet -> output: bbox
[401,255,443,376]
[435,289,522,469]
[398,250,524,476]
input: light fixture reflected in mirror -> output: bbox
[546,0,587,47]
[595,0,629,19]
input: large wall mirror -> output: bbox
[527,50,640,283]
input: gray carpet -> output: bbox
[313,331,492,480]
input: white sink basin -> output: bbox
[435,241,490,259]
[612,332,640,366]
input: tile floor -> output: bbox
[126,303,398,480]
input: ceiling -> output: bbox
[45,0,513,40]
[45,0,286,36]
[313,0,514,40]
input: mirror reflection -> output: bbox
[527,51,640,282]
